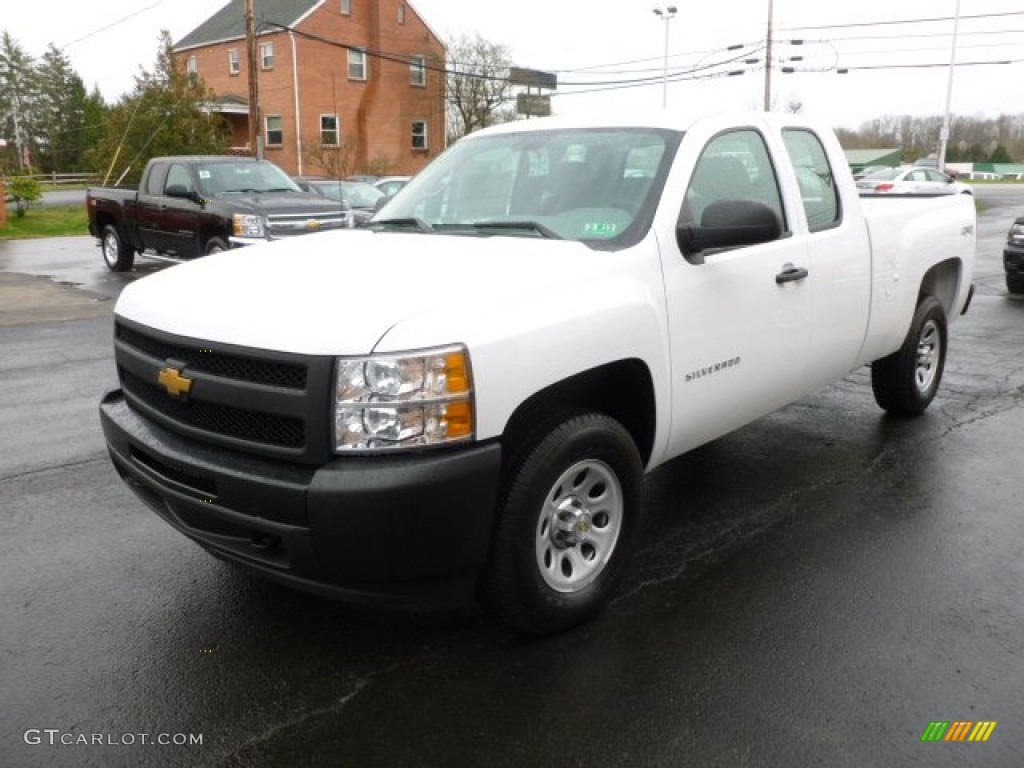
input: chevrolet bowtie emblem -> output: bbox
[306,218,321,230]
[157,367,193,397]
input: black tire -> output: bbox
[205,236,228,255]
[101,224,135,272]
[1007,273,1024,295]
[481,410,643,634]
[871,295,947,416]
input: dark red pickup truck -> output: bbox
[87,155,352,271]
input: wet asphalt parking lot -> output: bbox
[2,187,1023,767]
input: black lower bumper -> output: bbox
[100,390,502,609]
[1005,244,1024,276]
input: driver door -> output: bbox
[661,128,811,458]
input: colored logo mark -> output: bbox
[921,721,997,742]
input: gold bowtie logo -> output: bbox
[157,367,193,397]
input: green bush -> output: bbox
[8,176,42,217]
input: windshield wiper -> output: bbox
[471,220,561,239]
[370,217,433,233]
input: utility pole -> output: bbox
[245,0,260,157]
[763,0,774,111]
[937,0,962,172]
[652,6,677,109]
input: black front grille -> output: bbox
[116,323,306,389]
[121,369,305,449]
[114,319,334,464]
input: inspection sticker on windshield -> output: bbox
[583,221,618,237]
[198,170,211,179]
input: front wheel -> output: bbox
[101,225,135,272]
[481,411,643,634]
[205,236,228,255]
[871,295,947,416]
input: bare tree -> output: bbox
[445,33,515,144]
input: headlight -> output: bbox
[232,213,266,238]
[334,345,474,452]
[1009,223,1024,245]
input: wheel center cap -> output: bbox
[552,497,591,548]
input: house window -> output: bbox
[411,120,428,151]
[260,42,275,70]
[265,115,283,146]
[186,56,198,75]
[409,55,426,87]
[320,115,339,146]
[340,0,351,14]
[398,4,405,23]
[228,48,240,76]
[348,48,367,80]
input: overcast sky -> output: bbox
[3,0,1022,129]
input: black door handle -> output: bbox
[776,264,809,284]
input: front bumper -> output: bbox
[100,390,502,609]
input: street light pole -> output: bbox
[937,0,962,172]
[653,6,678,108]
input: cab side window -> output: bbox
[781,129,840,232]
[145,163,169,195]
[165,164,194,195]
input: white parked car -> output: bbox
[856,165,972,195]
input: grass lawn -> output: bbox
[0,205,89,240]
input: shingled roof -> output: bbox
[174,0,320,50]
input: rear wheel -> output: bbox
[481,410,643,634]
[871,295,947,416]
[1007,273,1024,295]
[101,225,135,272]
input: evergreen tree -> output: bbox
[0,30,38,171]
[34,44,90,172]
[86,31,228,185]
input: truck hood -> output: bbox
[216,191,347,216]
[114,230,628,355]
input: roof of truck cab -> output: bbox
[468,110,825,137]
[147,156,265,165]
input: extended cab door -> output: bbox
[779,127,870,387]
[660,127,811,458]
[135,161,169,250]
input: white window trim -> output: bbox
[228,48,240,76]
[260,42,275,70]
[265,114,283,146]
[348,48,367,81]
[398,4,406,24]
[409,54,426,87]
[412,120,428,151]
[341,0,351,15]
[320,114,340,147]
[186,56,198,75]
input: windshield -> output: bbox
[313,181,384,208]
[373,127,680,249]
[862,167,903,181]
[196,161,302,195]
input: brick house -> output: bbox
[173,0,446,177]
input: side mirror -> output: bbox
[165,184,201,204]
[678,200,782,265]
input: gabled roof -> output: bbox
[174,0,321,51]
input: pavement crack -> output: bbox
[0,455,108,484]
[208,659,410,766]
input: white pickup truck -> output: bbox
[100,112,976,633]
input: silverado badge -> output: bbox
[157,367,193,397]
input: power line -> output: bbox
[61,0,166,50]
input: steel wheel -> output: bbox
[914,319,941,394]
[102,230,120,268]
[535,459,623,593]
[871,295,947,416]
[481,410,643,634]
